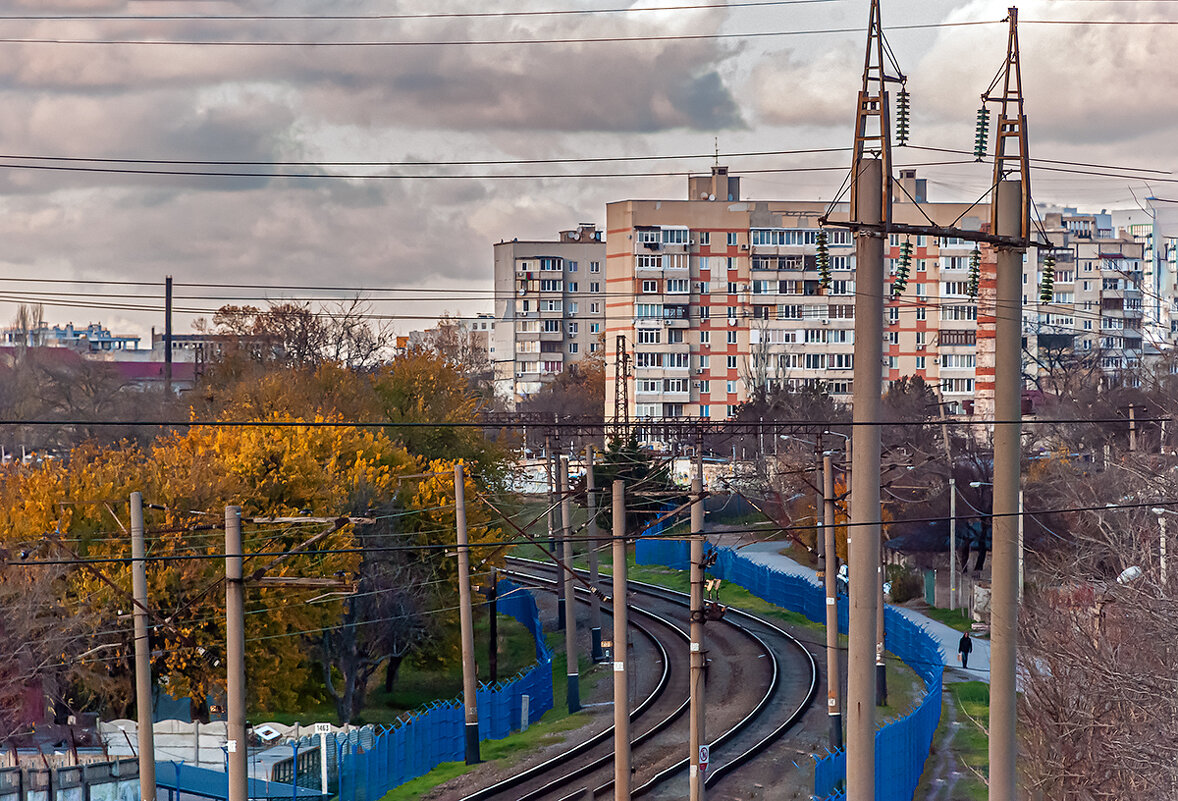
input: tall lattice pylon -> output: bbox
[612,334,631,441]
[850,0,906,226]
[984,6,1031,238]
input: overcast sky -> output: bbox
[0,0,1173,341]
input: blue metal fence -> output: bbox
[636,540,944,801]
[299,579,553,801]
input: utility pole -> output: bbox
[548,440,565,630]
[988,10,1030,800]
[587,447,604,662]
[1160,515,1168,588]
[815,437,825,567]
[454,464,481,765]
[990,176,1022,801]
[822,455,843,750]
[689,478,706,801]
[876,561,887,707]
[1017,490,1025,605]
[612,480,631,801]
[560,456,581,713]
[488,566,499,684]
[848,150,883,798]
[845,0,896,792]
[164,275,173,397]
[949,477,957,610]
[225,506,247,801]
[130,493,156,801]
[1129,405,1138,452]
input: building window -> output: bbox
[699,232,711,246]
[590,302,601,314]
[699,354,710,369]
[668,329,684,343]
[568,322,579,334]
[567,261,578,272]
[727,330,737,344]
[888,356,898,369]
[888,307,900,324]
[700,380,711,393]
[590,282,600,292]
[636,303,662,318]
[915,356,925,369]
[590,342,599,352]
[642,280,659,293]
[568,301,578,314]
[700,330,710,344]
[567,281,578,292]
[727,306,738,319]
[569,343,579,354]
[915,331,925,345]
[700,405,710,418]
[590,261,601,273]
[637,329,661,344]
[544,319,560,332]
[915,307,926,320]
[726,355,738,370]
[726,380,737,394]
[727,404,739,417]
[727,232,738,247]
[727,257,736,271]
[700,306,710,319]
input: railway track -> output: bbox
[456,557,817,801]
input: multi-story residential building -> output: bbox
[604,166,996,423]
[405,314,496,363]
[493,223,606,406]
[1021,209,1150,388]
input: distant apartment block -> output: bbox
[603,166,995,424]
[493,223,606,406]
[404,314,496,364]
[1022,209,1154,388]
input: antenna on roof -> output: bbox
[713,136,719,168]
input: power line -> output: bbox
[0,19,1001,47]
[8,496,1178,570]
[0,1,841,23]
[0,146,851,169]
[0,415,1166,430]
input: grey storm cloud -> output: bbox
[0,3,746,134]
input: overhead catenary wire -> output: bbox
[0,19,1003,48]
[10,496,1178,568]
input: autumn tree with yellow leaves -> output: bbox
[0,410,505,726]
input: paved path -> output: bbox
[734,542,990,683]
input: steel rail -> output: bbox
[458,571,678,801]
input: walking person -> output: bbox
[958,630,973,669]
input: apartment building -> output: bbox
[1021,209,1150,387]
[492,223,607,406]
[604,166,996,424]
